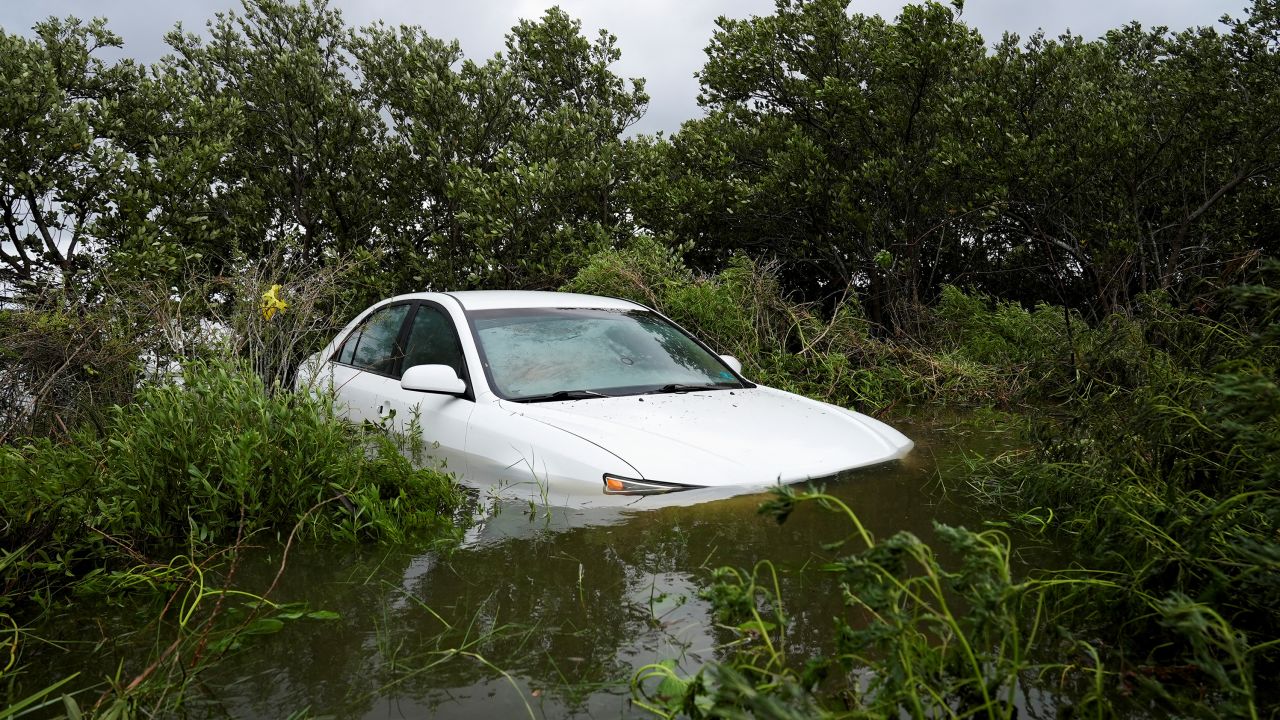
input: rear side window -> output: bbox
[402,305,465,378]
[334,304,410,375]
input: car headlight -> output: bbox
[602,474,702,495]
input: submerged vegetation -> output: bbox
[635,489,1116,719]
[2,0,1278,716]
[572,244,1279,717]
[961,282,1280,715]
[0,360,463,715]
[1,360,461,602]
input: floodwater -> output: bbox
[17,413,1053,718]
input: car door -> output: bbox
[328,302,413,424]
[383,302,475,476]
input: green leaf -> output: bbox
[737,619,776,634]
[242,617,285,635]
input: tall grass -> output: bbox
[0,359,466,717]
[0,359,463,609]
[956,277,1279,715]
[583,244,1278,715]
[633,487,1126,719]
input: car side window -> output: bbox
[402,304,465,378]
[334,304,410,375]
[336,329,360,365]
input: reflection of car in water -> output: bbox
[297,291,913,505]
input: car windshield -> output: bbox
[469,308,746,400]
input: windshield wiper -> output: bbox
[649,383,726,394]
[514,389,610,403]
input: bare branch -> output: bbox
[24,190,67,267]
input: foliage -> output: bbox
[566,239,1014,409]
[3,1,1279,715]
[959,277,1280,714]
[0,17,141,290]
[0,360,463,608]
[355,6,648,290]
[967,6,1280,314]
[5,0,1277,316]
[633,0,990,324]
[930,285,1189,401]
[160,0,386,272]
[932,286,1072,368]
[637,486,1272,718]
[593,247,1278,716]
[0,563,354,719]
[0,299,142,440]
[633,488,1133,719]
[183,252,375,391]
[0,15,238,294]
[0,252,370,439]
[635,0,1279,325]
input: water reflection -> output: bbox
[22,415,1039,718]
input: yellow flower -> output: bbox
[260,284,288,321]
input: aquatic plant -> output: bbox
[632,487,1124,719]
[0,551,349,719]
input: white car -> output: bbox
[297,291,912,505]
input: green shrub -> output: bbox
[562,235,694,308]
[565,241,1013,408]
[0,360,463,607]
[960,281,1280,712]
[933,284,1072,368]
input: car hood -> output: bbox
[497,386,912,488]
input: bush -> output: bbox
[0,301,143,440]
[933,284,1072,368]
[0,360,464,608]
[564,240,1008,409]
[0,254,371,444]
[961,280,1280,712]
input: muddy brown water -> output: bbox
[19,413,1066,718]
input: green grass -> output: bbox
[633,487,1128,719]
[585,245,1278,717]
[0,359,468,717]
[0,359,464,609]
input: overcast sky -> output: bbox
[2,0,1246,135]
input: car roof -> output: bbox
[440,290,646,312]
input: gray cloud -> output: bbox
[2,0,1246,134]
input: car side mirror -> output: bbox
[401,364,467,395]
[719,355,743,374]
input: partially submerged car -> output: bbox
[296,291,912,505]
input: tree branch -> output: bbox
[24,190,67,266]
[1,197,34,279]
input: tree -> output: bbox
[357,7,648,290]
[0,17,140,292]
[973,7,1280,314]
[636,0,986,327]
[93,53,244,287]
[160,0,387,268]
